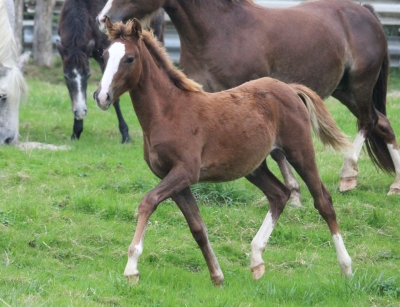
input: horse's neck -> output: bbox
[129,50,187,134]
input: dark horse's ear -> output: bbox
[131,18,142,39]
[56,39,65,57]
[85,39,95,56]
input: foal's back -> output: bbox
[193,77,309,182]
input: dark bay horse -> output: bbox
[96,0,400,200]
[56,0,165,142]
[93,19,353,285]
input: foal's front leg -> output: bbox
[172,187,224,286]
[124,167,192,283]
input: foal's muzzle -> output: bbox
[93,89,112,111]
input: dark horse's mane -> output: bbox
[58,0,94,65]
[108,20,203,93]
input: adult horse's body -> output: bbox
[97,0,400,198]
[0,0,29,144]
[94,19,353,285]
[57,0,165,142]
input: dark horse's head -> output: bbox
[56,39,95,120]
[97,0,163,33]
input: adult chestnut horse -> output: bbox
[57,0,165,142]
[93,19,353,285]
[96,0,400,200]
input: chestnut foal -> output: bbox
[94,19,353,285]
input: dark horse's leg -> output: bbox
[71,118,83,140]
[270,149,302,207]
[113,98,131,143]
[171,187,224,286]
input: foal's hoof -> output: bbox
[211,275,224,287]
[125,274,140,285]
[251,263,265,280]
[388,187,400,195]
[339,177,357,192]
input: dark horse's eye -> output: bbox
[126,57,134,64]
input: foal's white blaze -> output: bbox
[97,0,113,31]
[251,210,275,269]
[97,42,125,109]
[332,233,352,276]
[72,69,86,120]
[124,240,143,278]
[340,131,365,179]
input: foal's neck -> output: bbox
[128,47,189,134]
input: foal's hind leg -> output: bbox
[270,149,302,207]
[245,161,291,280]
[283,142,352,276]
[171,187,224,286]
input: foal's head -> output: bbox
[56,39,95,120]
[94,18,144,111]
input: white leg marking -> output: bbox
[341,131,365,178]
[72,69,87,120]
[387,144,400,194]
[124,239,143,278]
[98,42,125,107]
[251,211,275,269]
[332,233,352,276]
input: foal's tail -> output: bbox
[289,84,353,151]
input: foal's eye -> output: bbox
[125,57,134,64]
[0,94,7,102]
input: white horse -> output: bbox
[0,0,30,144]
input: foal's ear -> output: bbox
[105,16,113,33]
[131,18,142,39]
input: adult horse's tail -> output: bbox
[290,84,353,151]
[361,4,394,173]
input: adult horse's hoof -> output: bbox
[339,177,357,192]
[251,263,265,280]
[289,192,302,207]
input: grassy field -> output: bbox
[0,59,399,306]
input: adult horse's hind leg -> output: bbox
[171,187,224,286]
[373,111,400,194]
[113,98,131,143]
[270,149,302,207]
[283,139,352,276]
[245,160,291,280]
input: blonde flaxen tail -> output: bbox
[289,83,353,151]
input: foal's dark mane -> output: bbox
[108,21,203,93]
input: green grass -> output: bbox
[0,63,399,306]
